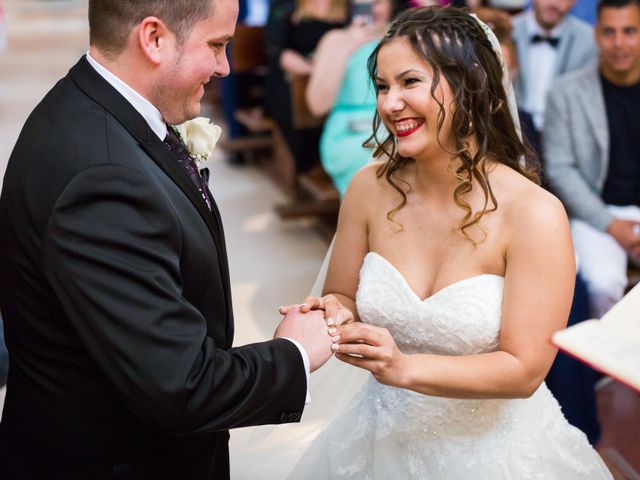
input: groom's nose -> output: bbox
[213,49,231,78]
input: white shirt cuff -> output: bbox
[282,337,311,404]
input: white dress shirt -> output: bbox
[523,11,566,130]
[86,51,166,140]
[85,52,312,401]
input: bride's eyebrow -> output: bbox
[396,69,427,79]
[376,69,427,82]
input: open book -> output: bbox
[551,282,640,392]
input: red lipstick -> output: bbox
[396,123,423,137]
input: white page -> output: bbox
[600,282,640,342]
[552,321,640,391]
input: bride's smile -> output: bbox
[375,36,456,162]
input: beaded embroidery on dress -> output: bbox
[287,252,612,479]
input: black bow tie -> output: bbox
[531,34,560,48]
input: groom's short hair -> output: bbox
[89,0,214,58]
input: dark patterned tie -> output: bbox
[164,127,212,211]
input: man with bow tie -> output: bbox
[545,0,640,321]
[512,0,597,133]
[0,0,335,478]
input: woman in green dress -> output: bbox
[306,0,397,195]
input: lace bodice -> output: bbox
[353,252,516,443]
[356,252,504,356]
[294,251,612,479]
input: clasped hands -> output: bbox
[277,295,408,387]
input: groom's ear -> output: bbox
[136,16,174,65]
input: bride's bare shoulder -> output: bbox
[493,165,569,240]
[343,162,391,200]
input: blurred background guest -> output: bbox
[512,0,597,138]
[265,0,348,174]
[493,21,541,156]
[492,13,600,445]
[305,0,401,195]
[221,0,271,158]
[544,0,640,320]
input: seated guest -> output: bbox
[493,22,542,157]
[544,0,640,319]
[512,0,597,134]
[544,271,602,444]
[495,20,600,444]
[482,7,541,157]
[305,0,398,195]
[221,0,272,154]
[264,0,347,173]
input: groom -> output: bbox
[0,0,333,478]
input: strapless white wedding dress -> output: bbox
[285,252,612,479]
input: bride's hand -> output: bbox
[302,294,355,328]
[333,323,408,388]
[278,295,355,326]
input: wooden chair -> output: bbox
[290,74,325,130]
[217,25,274,163]
[596,378,640,479]
[274,74,340,236]
[216,38,339,234]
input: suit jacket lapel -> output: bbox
[581,65,609,156]
[579,64,609,183]
[556,31,573,76]
[68,57,221,241]
[68,57,233,332]
[206,187,234,346]
[138,139,225,249]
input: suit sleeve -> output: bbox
[543,84,615,232]
[42,164,306,435]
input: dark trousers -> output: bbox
[546,273,601,445]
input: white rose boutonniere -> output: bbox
[174,117,222,167]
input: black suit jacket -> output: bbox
[0,57,306,479]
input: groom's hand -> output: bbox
[274,306,333,372]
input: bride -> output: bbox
[232,6,612,479]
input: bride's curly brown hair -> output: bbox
[366,6,540,241]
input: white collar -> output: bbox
[86,51,167,140]
[526,9,566,38]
